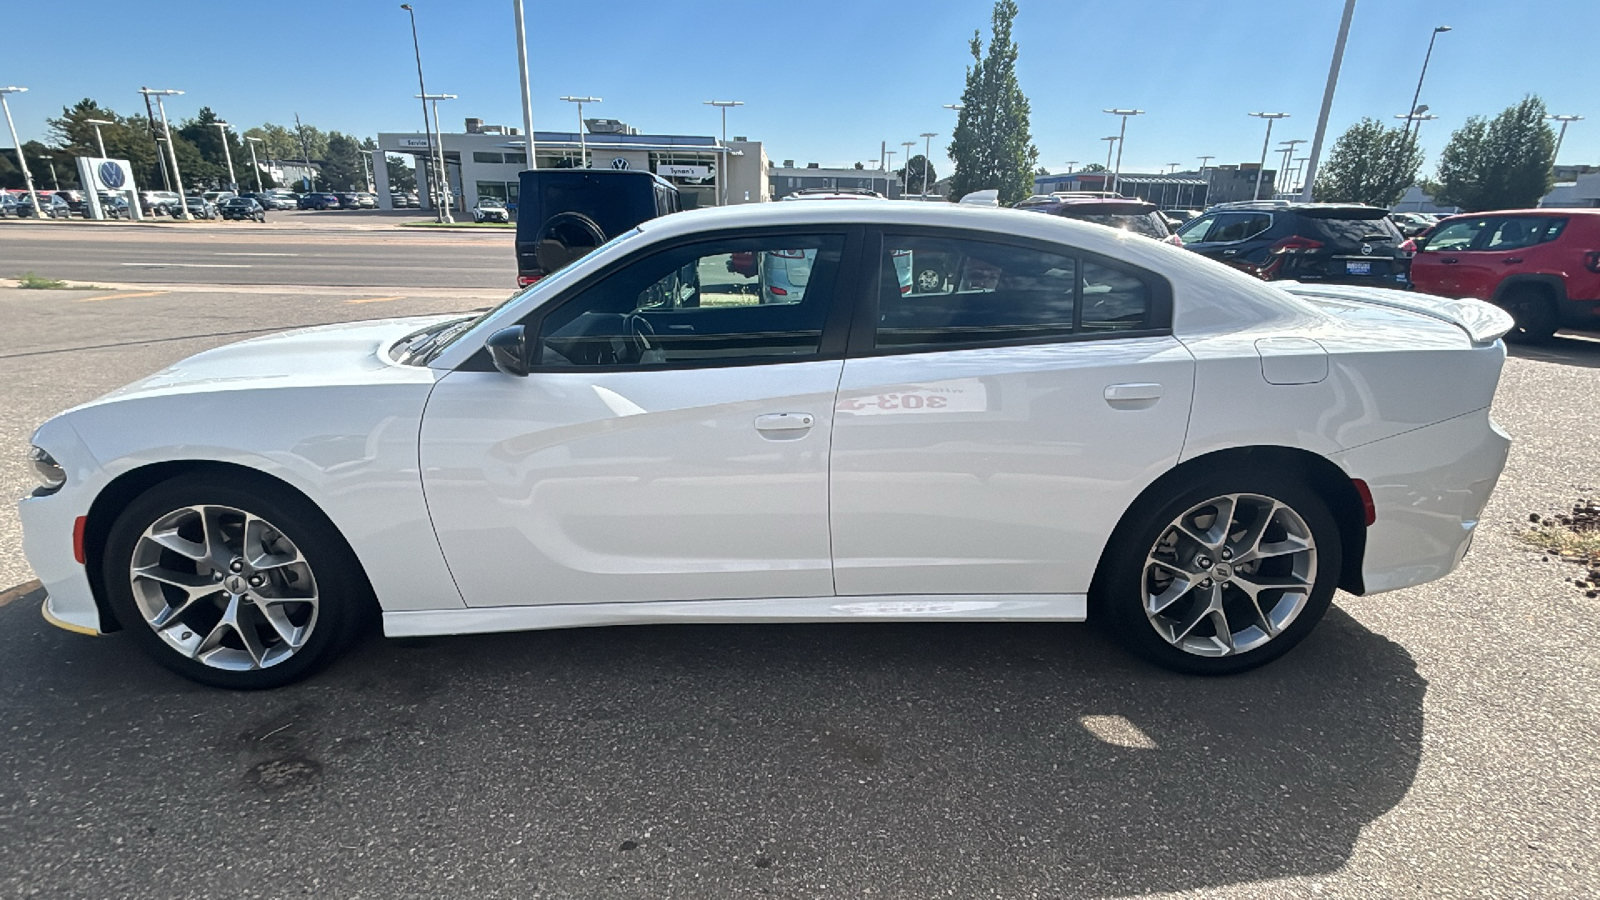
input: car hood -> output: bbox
[82,315,460,407]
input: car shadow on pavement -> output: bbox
[0,595,1422,898]
[1508,332,1600,369]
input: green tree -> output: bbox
[243,123,306,161]
[1312,117,1423,207]
[898,155,940,194]
[45,99,169,192]
[1079,162,1106,172]
[1434,95,1556,212]
[946,0,1038,205]
[385,155,417,192]
[320,131,367,190]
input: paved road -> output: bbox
[1,280,1598,897]
[1,218,515,289]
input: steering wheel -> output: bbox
[625,314,657,362]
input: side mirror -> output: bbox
[485,325,530,377]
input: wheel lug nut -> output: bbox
[1196,556,1212,569]
[229,560,244,573]
[248,575,265,587]
[1221,549,1232,561]
[1200,579,1213,588]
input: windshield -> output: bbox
[479,199,504,208]
[1070,213,1169,238]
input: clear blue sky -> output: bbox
[4,0,1594,178]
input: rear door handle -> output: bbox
[1104,383,1163,405]
[1441,258,1459,264]
[754,413,814,432]
[1501,257,1523,264]
[1221,249,1238,256]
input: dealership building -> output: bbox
[374,117,768,212]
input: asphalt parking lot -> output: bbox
[1,225,1598,898]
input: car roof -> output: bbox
[1017,198,1160,215]
[1435,208,1596,218]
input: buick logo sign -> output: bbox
[98,161,126,189]
[610,157,630,170]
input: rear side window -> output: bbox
[1307,215,1402,244]
[874,235,1154,351]
[1206,213,1273,242]
[1485,216,1567,250]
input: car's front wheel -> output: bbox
[1093,471,1342,675]
[102,473,374,689]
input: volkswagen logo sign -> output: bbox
[98,161,126,189]
[1360,243,1373,255]
[610,157,630,170]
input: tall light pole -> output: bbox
[1301,0,1357,201]
[1394,111,1437,143]
[245,136,265,191]
[1102,108,1144,195]
[1197,155,1214,171]
[512,0,537,165]
[900,140,916,197]
[418,93,456,222]
[140,88,191,219]
[1064,160,1079,173]
[1167,162,1181,174]
[212,121,237,190]
[85,117,114,158]
[919,132,937,198]
[1292,157,1309,193]
[559,96,600,168]
[400,4,444,222]
[1100,135,1118,193]
[884,149,897,195]
[1403,26,1452,146]
[1247,112,1291,200]
[1548,114,1584,165]
[36,156,59,189]
[1277,138,1305,194]
[358,149,375,191]
[0,87,42,217]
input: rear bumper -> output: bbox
[1335,407,1511,594]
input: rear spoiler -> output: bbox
[1277,282,1515,345]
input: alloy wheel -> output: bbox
[128,505,319,671]
[1142,493,1317,657]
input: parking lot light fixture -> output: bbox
[1548,114,1584,164]
[1247,112,1291,200]
[417,93,457,222]
[919,133,937,198]
[401,3,446,222]
[1102,109,1144,195]
[703,100,743,144]
[1100,135,1118,192]
[900,141,916,196]
[559,96,600,168]
[1404,26,1452,147]
[1393,111,1438,150]
[0,86,43,218]
[1301,0,1356,200]
[245,136,265,192]
[85,118,115,158]
[139,88,191,220]
[212,121,237,192]
[35,156,59,189]
[1064,160,1079,174]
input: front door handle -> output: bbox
[1104,383,1163,406]
[1221,249,1238,256]
[754,413,814,432]
[1441,258,1459,264]
[1502,257,1523,264]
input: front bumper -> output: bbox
[1335,407,1511,594]
[18,487,102,635]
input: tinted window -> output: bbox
[1068,212,1170,238]
[536,234,844,368]
[1306,215,1402,244]
[874,235,1154,351]
[1207,213,1273,243]
[1176,215,1215,243]
[1485,216,1567,250]
[1424,218,1489,251]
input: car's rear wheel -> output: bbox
[1498,285,1559,344]
[102,474,373,689]
[1093,472,1342,675]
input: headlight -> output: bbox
[27,445,66,492]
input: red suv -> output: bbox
[1409,209,1600,342]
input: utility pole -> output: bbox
[0,86,42,217]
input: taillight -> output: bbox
[1352,479,1376,526]
[516,274,541,288]
[1268,235,1325,254]
[1165,234,1183,246]
[768,285,788,296]
[1399,238,1417,253]
[1584,251,1600,273]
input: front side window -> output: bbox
[1424,218,1489,251]
[1207,213,1273,243]
[874,235,1153,351]
[536,234,845,368]
[1176,215,1215,243]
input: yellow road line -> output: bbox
[78,290,171,302]
[0,580,42,608]
[346,295,406,304]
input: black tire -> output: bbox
[1498,285,1559,344]
[101,472,375,689]
[1091,469,1342,675]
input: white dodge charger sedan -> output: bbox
[20,202,1513,688]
